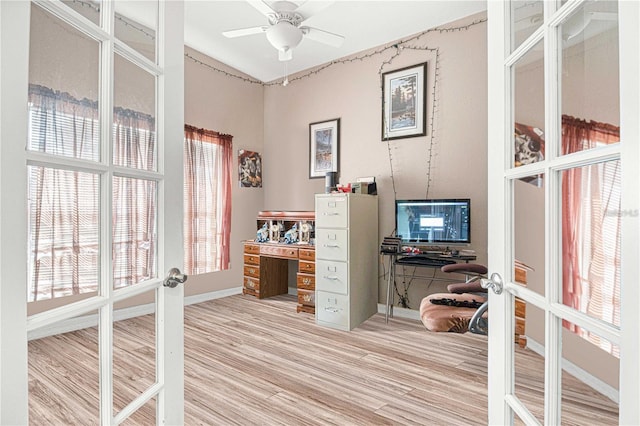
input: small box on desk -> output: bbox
[351,182,377,195]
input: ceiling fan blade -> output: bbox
[301,26,345,48]
[278,49,293,61]
[247,0,276,17]
[222,26,268,38]
[295,1,334,20]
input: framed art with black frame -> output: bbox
[309,118,340,179]
[381,62,427,140]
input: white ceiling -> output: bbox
[184,1,487,83]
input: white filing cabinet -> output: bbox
[315,193,378,331]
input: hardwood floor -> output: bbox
[28,294,618,425]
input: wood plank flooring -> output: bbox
[28,294,619,425]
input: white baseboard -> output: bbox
[28,286,244,341]
[526,337,619,403]
[376,303,421,321]
[184,286,242,306]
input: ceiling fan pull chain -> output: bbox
[283,61,289,86]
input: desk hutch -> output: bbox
[242,211,316,314]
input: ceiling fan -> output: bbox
[222,1,345,62]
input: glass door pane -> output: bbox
[560,160,621,329]
[112,176,157,289]
[113,54,157,171]
[62,0,101,25]
[28,3,100,161]
[513,39,545,169]
[511,0,544,52]
[560,1,620,156]
[114,0,157,62]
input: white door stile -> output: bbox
[486,1,510,423]
[156,0,185,422]
[542,1,561,422]
[618,1,640,423]
[98,0,115,421]
[0,1,30,424]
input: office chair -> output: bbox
[419,263,489,335]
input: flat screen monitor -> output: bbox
[395,199,470,244]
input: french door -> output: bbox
[0,0,185,424]
[487,0,639,424]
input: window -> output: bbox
[183,125,233,275]
[28,84,157,301]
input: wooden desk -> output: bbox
[242,242,316,314]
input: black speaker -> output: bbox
[325,171,338,193]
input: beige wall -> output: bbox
[182,48,265,297]
[514,27,621,390]
[263,13,488,306]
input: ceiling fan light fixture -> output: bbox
[266,21,303,53]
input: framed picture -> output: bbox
[309,118,340,179]
[238,149,262,187]
[381,62,427,140]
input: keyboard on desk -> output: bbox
[396,256,456,267]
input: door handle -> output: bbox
[164,267,188,288]
[481,272,503,295]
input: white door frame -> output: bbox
[0,1,31,423]
[487,0,640,424]
[0,1,185,424]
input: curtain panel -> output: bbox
[561,115,621,356]
[184,125,233,274]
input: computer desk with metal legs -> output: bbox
[384,253,477,323]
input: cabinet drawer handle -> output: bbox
[302,278,311,285]
[248,268,256,274]
[323,244,339,248]
[303,294,312,302]
[324,275,338,281]
[246,280,255,288]
[323,212,339,216]
[324,307,339,313]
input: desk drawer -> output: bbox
[260,245,298,259]
[244,243,260,255]
[243,276,260,293]
[299,248,315,262]
[316,196,348,228]
[316,291,348,327]
[243,265,260,279]
[244,254,260,266]
[297,273,315,290]
[298,289,315,307]
[316,229,348,261]
[299,260,315,274]
[316,260,348,295]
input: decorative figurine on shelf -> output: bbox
[256,222,268,243]
[299,222,313,244]
[284,223,298,244]
[269,221,284,242]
